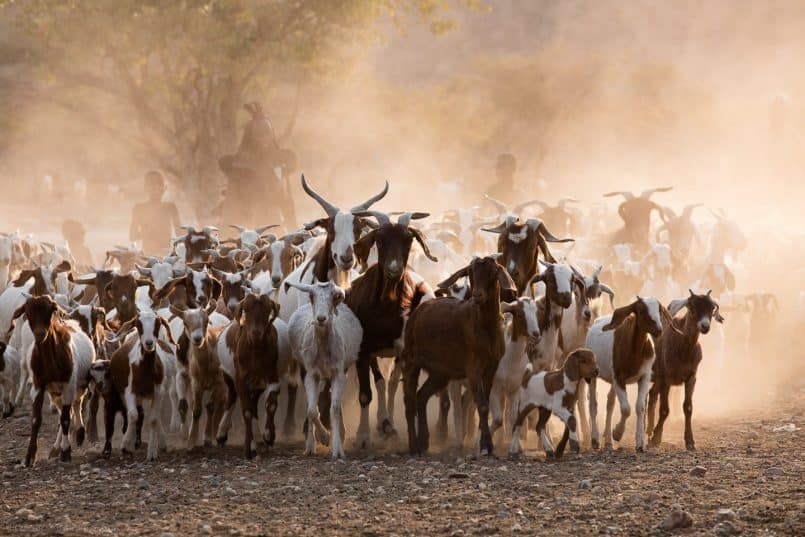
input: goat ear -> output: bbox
[535,234,558,265]
[410,228,437,262]
[564,353,581,382]
[12,269,34,287]
[211,278,222,300]
[572,275,587,301]
[667,298,688,317]
[303,218,329,231]
[603,302,636,331]
[11,304,26,321]
[54,260,72,273]
[661,305,684,335]
[153,276,183,301]
[496,265,518,303]
[714,305,725,324]
[158,317,175,345]
[354,229,378,267]
[437,265,470,291]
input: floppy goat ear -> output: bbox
[410,228,438,262]
[603,302,637,331]
[11,304,27,321]
[496,265,518,303]
[303,218,329,232]
[437,265,470,291]
[564,353,581,382]
[354,229,377,268]
[667,298,688,317]
[158,317,175,345]
[661,304,684,335]
[12,269,35,287]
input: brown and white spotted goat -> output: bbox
[509,348,598,459]
[13,295,95,466]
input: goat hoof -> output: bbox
[60,447,72,462]
[612,426,625,442]
[134,440,142,450]
[380,419,397,437]
[635,445,645,453]
[203,439,212,447]
[686,442,696,451]
[570,440,580,454]
[102,443,112,456]
[216,436,228,447]
[544,450,555,460]
[49,446,61,459]
[590,438,599,450]
[263,432,276,448]
[246,449,257,460]
[317,431,330,447]
[2,404,15,418]
[75,427,86,447]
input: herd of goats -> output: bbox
[0,175,760,466]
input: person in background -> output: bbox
[129,170,180,255]
[485,153,523,204]
[61,219,93,269]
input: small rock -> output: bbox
[413,495,429,503]
[690,465,707,477]
[765,467,784,476]
[15,508,34,519]
[449,472,469,479]
[717,508,737,522]
[137,479,149,490]
[450,530,464,537]
[160,533,175,537]
[200,526,212,535]
[772,423,797,432]
[659,509,693,531]
[714,521,740,536]
[511,523,522,532]
[579,479,592,490]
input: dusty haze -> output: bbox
[0,1,802,418]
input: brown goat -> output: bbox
[647,290,724,450]
[402,256,516,455]
[482,216,573,295]
[227,294,281,458]
[345,211,436,448]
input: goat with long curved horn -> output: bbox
[301,174,339,217]
[639,186,673,199]
[350,180,390,213]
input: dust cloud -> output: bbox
[1,1,802,420]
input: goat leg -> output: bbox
[683,376,696,451]
[403,364,421,455]
[416,374,447,454]
[25,389,45,467]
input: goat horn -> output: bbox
[255,224,279,234]
[229,225,246,233]
[599,283,615,308]
[603,191,635,201]
[172,235,187,245]
[301,174,339,217]
[640,186,673,199]
[682,203,702,219]
[513,200,545,214]
[353,210,391,227]
[284,281,314,294]
[202,226,218,234]
[179,225,197,233]
[135,264,151,276]
[68,273,97,285]
[484,194,509,214]
[350,180,390,213]
[570,264,584,279]
[557,198,580,207]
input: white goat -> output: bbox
[286,280,362,459]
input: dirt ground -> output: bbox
[0,382,802,537]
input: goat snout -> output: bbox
[698,320,711,334]
[583,307,592,321]
[33,329,48,343]
[271,275,282,287]
[197,295,209,307]
[142,339,156,352]
[192,335,203,346]
[316,315,327,325]
[557,292,573,308]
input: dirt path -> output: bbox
[0,390,802,536]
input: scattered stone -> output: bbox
[579,479,592,490]
[449,472,469,479]
[137,479,149,490]
[714,521,740,536]
[511,523,522,532]
[764,467,784,476]
[690,465,707,477]
[15,508,34,519]
[772,423,797,432]
[659,509,693,531]
[717,508,737,522]
[200,527,212,536]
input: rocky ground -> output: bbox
[0,390,802,537]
